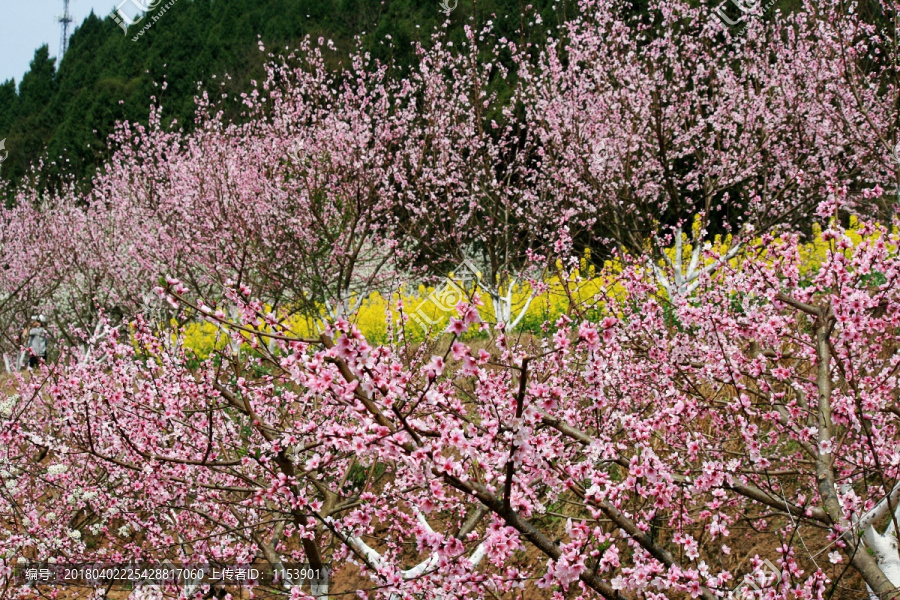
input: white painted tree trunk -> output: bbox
[78,322,121,365]
[267,557,330,600]
[845,483,900,597]
[650,226,744,297]
[860,484,900,595]
[347,510,485,600]
[480,276,535,332]
[226,306,242,359]
[127,584,163,600]
[323,294,364,327]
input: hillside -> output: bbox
[0,0,573,202]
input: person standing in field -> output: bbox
[22,316,48,369]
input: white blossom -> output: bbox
[0,396,16,417]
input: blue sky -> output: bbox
[0,1,116,86]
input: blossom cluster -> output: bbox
[0,0,898,596]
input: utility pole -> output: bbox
[58,0,73,57]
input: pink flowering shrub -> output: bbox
[2,215,900,598]
[0,0,898,595]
